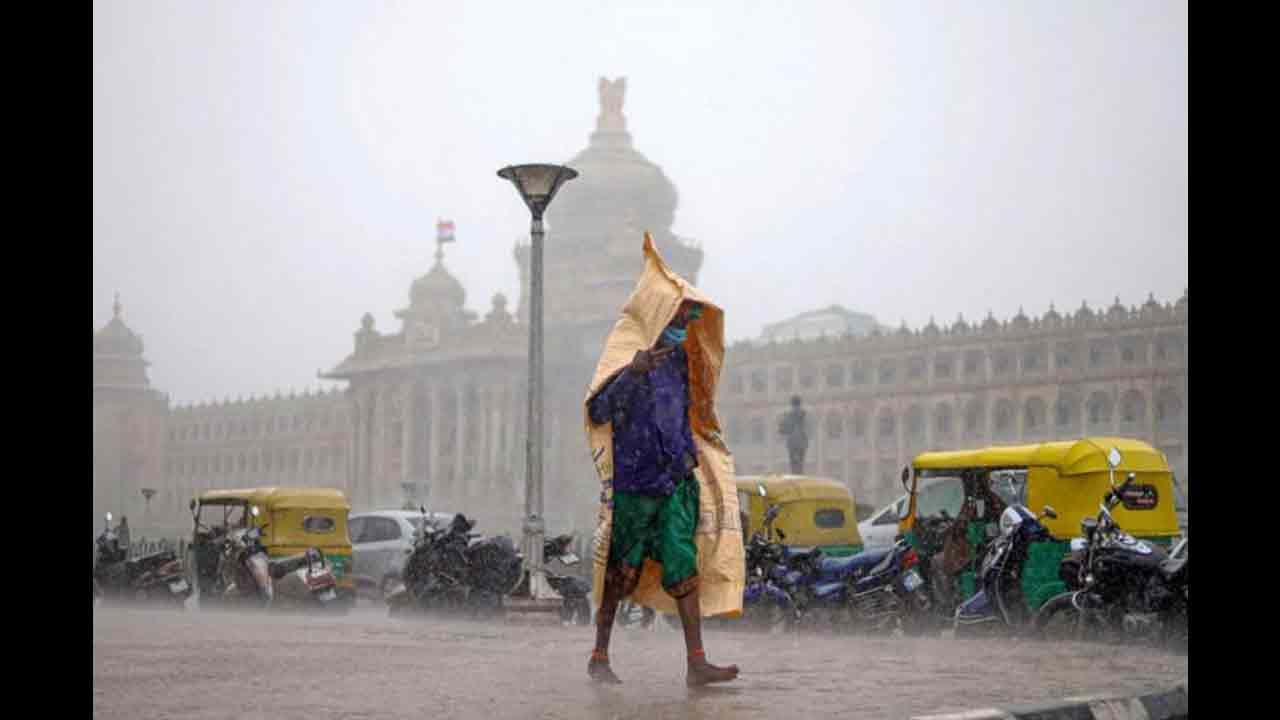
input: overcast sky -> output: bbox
[93,1,1187,406]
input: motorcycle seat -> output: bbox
[125,550,177,574]
[819,547,892,577]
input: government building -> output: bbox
[93,78,1188,543]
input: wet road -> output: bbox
[93,605,1186,719]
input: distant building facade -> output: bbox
[93,78,1189,541]
[717,298,1188,511]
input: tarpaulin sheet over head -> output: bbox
[583,232,745,617]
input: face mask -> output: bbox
[661,325,688,346]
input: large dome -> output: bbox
[546,77,678,239]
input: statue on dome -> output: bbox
[597,76,627,132]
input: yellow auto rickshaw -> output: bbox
[898,437,1180,611]
[735,475,864,557]
[189,487,355,606]
[901,437,1180,545]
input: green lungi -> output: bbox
[609,474,700,594]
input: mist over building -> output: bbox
[93,79,1189,542]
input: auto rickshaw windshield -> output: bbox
[902,469,1028,521]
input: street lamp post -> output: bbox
[497,163,578,599]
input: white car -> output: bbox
[858,495,908,549]
[349,510,454,597]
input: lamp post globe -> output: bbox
[497,163,578,600]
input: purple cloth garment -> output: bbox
[588,344,699,497]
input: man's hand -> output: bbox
[630,345,676,374]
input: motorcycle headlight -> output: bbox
[998,507,1023,537]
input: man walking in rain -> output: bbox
[584,233,744,686]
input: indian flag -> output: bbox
[437,218,456,243]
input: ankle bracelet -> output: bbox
[688,648,705,660]
[591,649,609,662]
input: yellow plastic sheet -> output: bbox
[584,232,745,618]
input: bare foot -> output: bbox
[687,658,740,686]
[588,658,623,685]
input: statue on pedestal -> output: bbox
[778,395,809,475]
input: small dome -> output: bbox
[410,260,465,311]
[360,312,375,332]
[94,295,144,357]
[1107,296,1127,321]
[923,316,940,336]
[897,320,912,337]
[1176,288,1187,311]
[1011,306,1030,330]
[1043,302,1061,325]
[982,311,1000,333]
[1143,292,1162,314]
[951,313,969,334]
[1075,300,1093,322]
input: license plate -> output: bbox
[902,569,923,592]
[169,579,189,593]
[318,588,337,602]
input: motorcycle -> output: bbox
[739,503,801,632]
[92,512,190,608]
[195,506,339,610]
[952,503,1059,635]
[737,490,928,634]
[387,508,524,619]
[540,534,592,626]
[1033,447,1188,651]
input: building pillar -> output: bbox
[455,384,467,503]
[402,383,415,502]
[428,384,441,506]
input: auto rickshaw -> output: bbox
[188,487,355,607]
[735,475,864,557]
[898,437,1180,616]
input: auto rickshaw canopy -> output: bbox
[912,437,1170,477]
[735,474,864,555]
[196,486,351,511]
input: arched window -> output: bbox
[798,364,816,389]
[825,364,845,388]
[1155,388,1183,427]
[934,403,953,437]
[826,414,843,440]
[877,409,896,440]
[1087,392,1113,426]
[1024,397,1047,431]
[775,366,794,392]
[1055,394,1078,428]
[851,411,866,439]
[728,417,744,444]
[878,360,897,385]
[994,399,1015,433]
[1121,390,1147,424]
[964,400,985,435]
[906,405,925,440]
[850,363,868,385]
